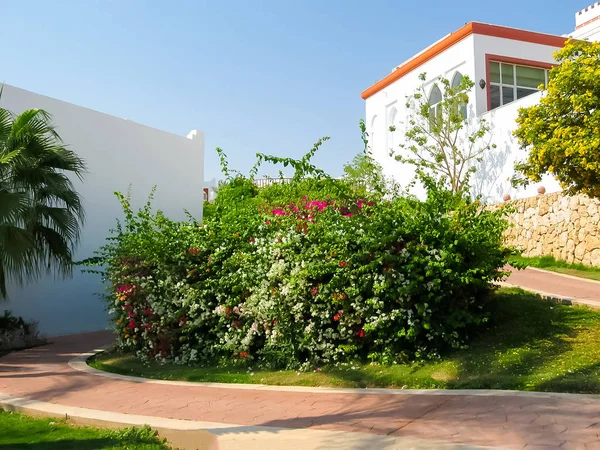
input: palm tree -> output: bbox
[0,105,85,298]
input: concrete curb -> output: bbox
[0,392,218,450]
[498,281,600,310]
[0,392,495,450]
[71,350,600,401]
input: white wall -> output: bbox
[571,2,600,40]
[1,84,204,337]
[476,92,560,201]
[365,35,477,197]
[365,32,563,202]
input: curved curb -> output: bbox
[0,392,493,450]
[526,266,600,286]
[70,349,600,401]
[498,281,600,310]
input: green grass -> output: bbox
[90,288,600,394]
[511,255,600,282]
[0,410,172,449]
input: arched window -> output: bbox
[387,106,398,155]
[370,115,378,156]
[451,71,463,88]
[451,72,467,119]
[428,84,442,129]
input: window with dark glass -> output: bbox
[489,61,548,110]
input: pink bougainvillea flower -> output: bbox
[356,329,365,338]
[272,209,287,216]
[265,220,271,225]
[344,213,353,217]
[311,287,319,296]
[357,200,364,209]
[316,367,322,372]
[129,320,136,330]
[367,201,374,207]
[144,308,152,315]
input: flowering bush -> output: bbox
[90,145,511,369]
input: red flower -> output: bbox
[333,311,343,322]
[144,308,152,315]
[273,318,278,326]
[188,248,200,255]
[129,320,136,330]
[311,287,319,296]
[356,329,365,338]
[338,261,348,268]
[249,237,255,243]
[367,201,374,207]
[233,321,242,328]
[239,351,248,358]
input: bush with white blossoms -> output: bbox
[88,143,512,369]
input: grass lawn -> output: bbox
[511,255,600,282]
[90,288,600,394]
[0,410,171,449]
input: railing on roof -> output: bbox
[253,178,293,188]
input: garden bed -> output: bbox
[90,288,600,394]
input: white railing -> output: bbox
[253,178,293,188]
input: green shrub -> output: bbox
[88,143,511,369]
[0,310,43,352]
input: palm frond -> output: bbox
[0,106,85,299]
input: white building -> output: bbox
[363,4,600,202]
[1,84,204,336]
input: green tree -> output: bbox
[0,107,86,298]
[395,73,494,194]
[513,40,600,198]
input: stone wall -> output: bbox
[502,192,600,267]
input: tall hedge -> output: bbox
[92,165,511,369]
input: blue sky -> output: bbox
[1,0,579,181]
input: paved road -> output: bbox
[505,266,600,307]
[1,332,600,449]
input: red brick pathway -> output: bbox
[506,266,600,307]
[1,332,600,449]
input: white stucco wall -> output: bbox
[1,84,204,337]
[365,35,477,197]
[476,92,560,201]
[365,31,563,202]
[571,2,600,40]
